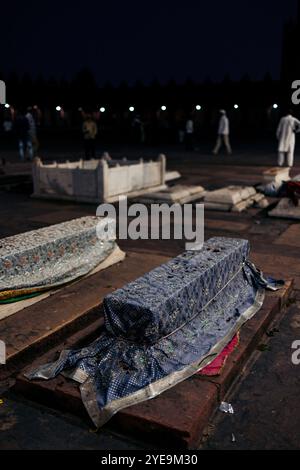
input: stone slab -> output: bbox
[251,193,264,202]
[242,186,257,199]
[230,194,268,212]
[269,198,300,220]
[204,186,256,205]
[255,197,269,209]
[165,171,181,182]
[106,184,168,203]
[263,167,290,184]
[231,200,251,213]
[133,185,205,204]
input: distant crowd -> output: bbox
[1,105,299,168]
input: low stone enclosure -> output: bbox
[31,158,280,210]
[32,154,170,203]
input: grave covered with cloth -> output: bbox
[0,216,124,306]
[26,237,283,427]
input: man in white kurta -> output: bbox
[213,110,232,155]
[277,113,300,167]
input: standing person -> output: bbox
[213,109,232,155]
[82,115,98,159]
[276,110,300,168]
[15,110,33,161]
[26,107,39,154]
[185,117,194,150]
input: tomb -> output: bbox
[25,237,283,430]
[32,154,181,203]
[0,216,125,320]
[204,186,268,212]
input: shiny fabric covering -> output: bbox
[0,216,116,297]
[26,237,283,427]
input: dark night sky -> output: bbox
[1,0,298,84]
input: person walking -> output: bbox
[26,107,39,154]
[213,109,232,155]
[277,111,300,168]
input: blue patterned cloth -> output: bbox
[0,216,116,292]
[26,237,283,427]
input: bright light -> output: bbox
[234,104,239,109]
[196,105,201,111]
[56,106,62,112]
[273,103,279,109]
[129,106,135,112]
[161,105,167,111]
[99,107,106,113]
[4,103,10,109]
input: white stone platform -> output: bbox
[133,185,205,204]
[269,198,300,220]
[204,186,268,212]
[32,155,168,203]
[263,167,291,184]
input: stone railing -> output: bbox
[32,155,167,203]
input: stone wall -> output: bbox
[32,155,167,203]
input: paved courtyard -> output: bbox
[0,143,300,450]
